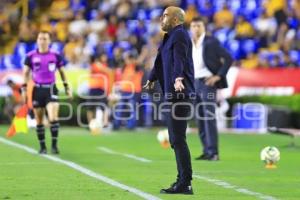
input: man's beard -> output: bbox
[161,22,172,32]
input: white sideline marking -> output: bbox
[98,147,152,163]
[193,174,278,200]
[0,137,160,200]
[98,147,278,199]
[0,162,50,166]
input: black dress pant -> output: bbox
[165,100,192,185]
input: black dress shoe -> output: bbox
[39,148,47,154]
[195,154,208,160]
[160,184,193,195]
[195,154,219,161]
[51,147,60,154]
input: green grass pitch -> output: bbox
[0,126,299,200]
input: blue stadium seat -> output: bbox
[149,9,162,19]
[127,20,139,33]
[214,28,231,45]
[241,39,259,55]
[290,50,300,66]
[136,9,147,20]
[288,17,299,29]
[14,42,27,59]
[228,0,242,15]
[289,50,299,64]
[213,0,227,11]
[0,56,5,71]
[225,39,241,60]
[50,42,64,53]
[117,41,131,51]
[242,0,262,20]
[298,51,300,66]
[0,54,17,70]
[197,0,215,17]
[13,42,37,69]
[13,54,24,69]
[102,41,114,58]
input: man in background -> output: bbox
[190,17,233,161]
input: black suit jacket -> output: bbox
[201,35,233,89]
[149,25,195,100]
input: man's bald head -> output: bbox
[161,6,186,32]
[167,6,185,24]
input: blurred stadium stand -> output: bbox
[0,0,299,70]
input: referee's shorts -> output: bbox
[32,84,58,108]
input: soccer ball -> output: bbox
[157,129,170,148]
[260,146,280,165]
[89,119,102,135]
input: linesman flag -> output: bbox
[6,104,29,138]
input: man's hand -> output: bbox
[174,77,185,92]
[143,80,155,90]
[205,75,221,87]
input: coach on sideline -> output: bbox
[144,6,194,194]
[190,17,233,161]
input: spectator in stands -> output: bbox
[134,20,148,39]
[98,0,115,15]
[263,0,286,18]
[214,4,234,29]
[198,1,214,23]
[264,0,289,47]
[148,15,161,36]
[4,80,23,121]
[39,14,52,33]
[254,11,277,48]
[270,54,284,67]
[0,17,12,47]
[235,15,255,39]
[117,20,130,41]
[109,47,125,69]
[107,15,119,40]
[88,11,107,35]
[75,36,93,67]
[54,16,70,42]
[129,35,145,54]
[68,11,88,37]
[283,51,297,67]
[137,34,160,69]
[18,19,37,44]
[258,51,271,68]
[296,27,300,50]
[70,0,85,14]
[292,0,300,19]
[241,53,259,69]
[49,0,70,21]
[64,35,80,67]
[116,0,133,20]
[185,4,199,24]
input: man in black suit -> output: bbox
[190,17,233,161]
[143,6,194,194]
